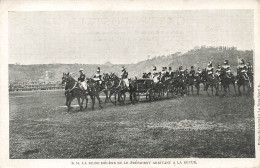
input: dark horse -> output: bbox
[106,74,138,105]
[237,72,251,96]
[202,72,219,96]
[219,70,236,96]
[62,73,87,112]
[62,73,102,111]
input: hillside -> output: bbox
[9,46,253,83]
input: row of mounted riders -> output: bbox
[61,63,253,111]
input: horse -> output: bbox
[107,73,139,105]
[175,74,187,96]
[186,74,195,95]
[202,72,219,96]
[194,74,202,95]
[237,72,251,96]
[219,70,236,96]
[62,73,88,112]
[85,78,103,109]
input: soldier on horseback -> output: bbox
[237,59,249,80]
[93,67,103,87]
[121,66,129,89]
[152,65,159,83]
[206,61,214,78]
[179,66,185,77]
[195,68,202,78]
[246,61,253,76]
[190,66,195,78]
[78,69,87,90]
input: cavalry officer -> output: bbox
[196,68,202,77]
[162,67,167,76]
[206,61,214,77]
[216,64,221,72]
[152,65,159,83]
[78,68,87,90]
[190,66,195,78]
[168,67,173,78]
[222,60,231,72]
[179,66,185,76]
[246,61,253,74]
[237,59,248,79]
[121,66,129,88]
[93,67,102,85]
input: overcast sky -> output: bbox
[9,10,253,65]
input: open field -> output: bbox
[9,89,255,158]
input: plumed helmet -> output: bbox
[153,65,157,71]
[240,59,245,64]
[122,66,126,71]
[208,61,212,67]
[224,60,228,64]
[79,68,84,72]
[97,67,100,72]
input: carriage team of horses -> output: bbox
[61,65,253,112]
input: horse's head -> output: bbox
[62,73,70,84]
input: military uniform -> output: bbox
[152,66,159,83]
[121,67,129,88]
[190,68,195,78]
[78,69,87,90]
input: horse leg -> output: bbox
[233,82,236,94]
[85,96,88,110]
[96,94,103,108]
[91,95,95,110]
[196,84,200,95]
[211,85,214,96]
[238,84,241,96]
[77,97,83,111]
[191,85,194,95]
[67,99,72,112]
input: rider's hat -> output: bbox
[208,61,212,66]
[79,68,84,72]
[97,67,100,72]
[224,60,228,64]
[191,66,194,69]
[169,67,172,70]
[240,59,245,64]
[153,65,157,71]
[122,66,126,71]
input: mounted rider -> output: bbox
[237,59,249,80]
[78,68,87,90]
[189,66,195,78]
[121,66,129,89]
[215,64,221,77]
[152,65,160,83]
[206,61,214,78]
[93,67,103,86]
[168,67,174,79]
[195,68,202,78]
[246,61,253,76]
[222,59,233,78]
[179,66,185,77]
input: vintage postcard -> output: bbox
[0,0,260,168]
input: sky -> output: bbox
[8,10,254,65]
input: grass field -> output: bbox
[9,89,255,158]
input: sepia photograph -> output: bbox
[8,9,255,159]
